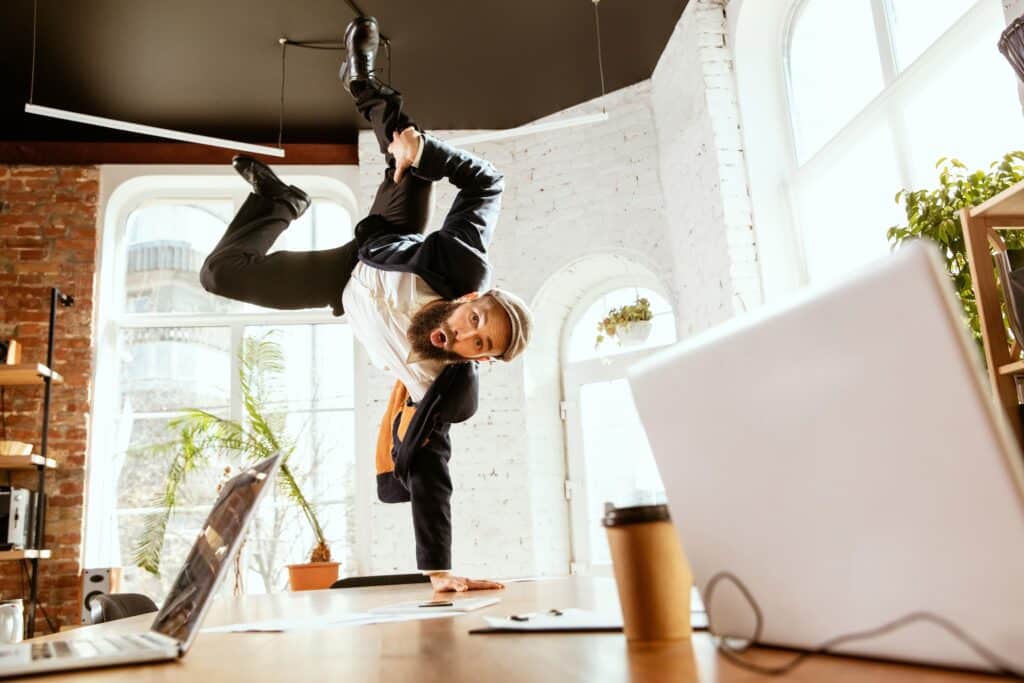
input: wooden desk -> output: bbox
[28,577,1011,682]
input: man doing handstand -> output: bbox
[199,16,532,592]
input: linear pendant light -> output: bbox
[24,104,286,158]
[445,112,609,147]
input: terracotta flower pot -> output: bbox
[287,561,340,591]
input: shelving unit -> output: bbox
[0,550,51,561]
[0,364,63,386]
[0,455,57,470]
[960,179,1024,450]
[0,287,74,638]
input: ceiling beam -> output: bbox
[0,142,358,166]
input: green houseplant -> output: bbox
[887,152,1024,351]
[133,333,337,591]
[595,296,654,347]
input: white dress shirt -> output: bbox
[342,134,443,402]
[342,264,445,403]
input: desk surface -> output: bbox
[30,577,1011,682]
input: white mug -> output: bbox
[0,600,24,644]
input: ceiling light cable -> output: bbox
[593,0,606,98]
[278,39,287,148]
[29,0,38,102]
[275,25,394,147]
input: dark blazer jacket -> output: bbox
[354,133,504,571]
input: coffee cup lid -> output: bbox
[601,503,671,527]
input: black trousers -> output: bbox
[199,85,434,316]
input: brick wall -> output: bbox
[0,165,97,631]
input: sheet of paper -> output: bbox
[202,609,465,634]
[482,608,623,631]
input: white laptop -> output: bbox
[628,241,1024,672]
[0,453,282,678]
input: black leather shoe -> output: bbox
[339,16,380,93]
[232,155,311,219]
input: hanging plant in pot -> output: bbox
[595,296,654,348]
[133,333,339,593]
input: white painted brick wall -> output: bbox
[653,0,761,323]
[352,0,759,577]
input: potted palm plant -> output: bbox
[595,296,654,347]
[134,333,338,592]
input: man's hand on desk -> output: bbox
[428,572,505,592]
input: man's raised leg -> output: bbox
[345,16,433,236]
[199,159,356,316]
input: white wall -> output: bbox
[652,0,761,330]
[355,0,757,577]
[1007,0,1024,22]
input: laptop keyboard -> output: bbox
[29,633,171,661]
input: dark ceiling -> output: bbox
[0,1,689,146]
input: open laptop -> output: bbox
[0,453,282,678]
[628,241,1024,672]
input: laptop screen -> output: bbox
[149,453,281,650]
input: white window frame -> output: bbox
[85,166,363,577]
[731,0,994,300]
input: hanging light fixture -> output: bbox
[22,0,286,158]
[448,0,610,147]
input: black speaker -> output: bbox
[80,568,122,624]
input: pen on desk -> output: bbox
[419,600,454,608]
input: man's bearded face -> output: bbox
[407,299,464,363]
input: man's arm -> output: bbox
[402,421,504,592]
[389,128,505,254]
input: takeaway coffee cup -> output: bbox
[0,599,23,644]
[603,503,693,642]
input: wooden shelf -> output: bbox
[0,549,51,561]
[971,180,1024,217]
[0,455,56,470]
[999,360,1024,376]
[0,364,63,386]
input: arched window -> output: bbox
[737,0,1023,294]
[87,173,358,599]
[561,286,677,574]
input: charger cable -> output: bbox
[703,571,1024,678]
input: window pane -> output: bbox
[888,0,975,70]
[900,1,1024,186]
[267,200,353,253]
[239,326,357,588]
[793,123,904,282]
[119,326,231,413]
[578,380,665,567]
[788,0,886,161]
[567,288,676,363]
[114,325,232,599]
[244,325,355,412]
[124,202,234,314]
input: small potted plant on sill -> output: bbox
[134,334,338,593]
[596,296,654,348]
